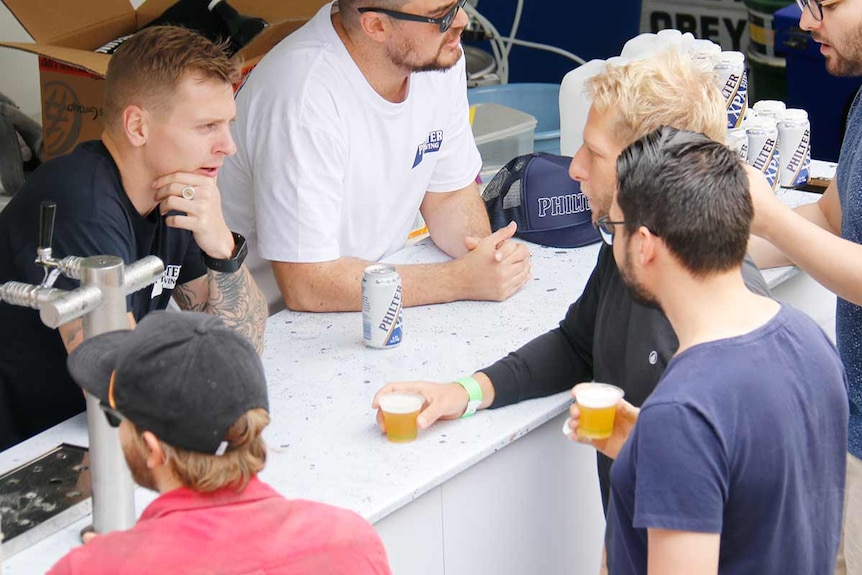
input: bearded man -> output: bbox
[219,0,531,313]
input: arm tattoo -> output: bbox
[174,268,267,354]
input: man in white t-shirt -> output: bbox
[220,0,531,312]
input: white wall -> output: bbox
[773,271,838,342]
[0,3,39,119]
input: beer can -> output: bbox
[746,116,780,190]
[752,99,786,120]
[362,264,403,348]
[777,109,811,188]
[726,127,749,161]
[714,51,748,129]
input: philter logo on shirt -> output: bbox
[412,130,445,168]
[151,265,182,299]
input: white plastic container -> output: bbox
[559,58,609,157]
[689,39,721,71]
[561,30,699,158]
[471,102,537,182]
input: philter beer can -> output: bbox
[752,99,786,120]
[777,109,811,188]
[746,116,780,190]
[714,51,748,129]
[726,127,749,161]
[362,264,403,348]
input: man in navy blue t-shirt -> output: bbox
[0,27,267,450]
[567,127,848,574]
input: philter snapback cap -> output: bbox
[67,311,269,456]
[482,153,600,248]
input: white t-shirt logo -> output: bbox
[649,350,658,365]
[412,130,445,168]
[151,265,182,299]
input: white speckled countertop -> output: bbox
[0,184,824,573]
[1,239,601,573]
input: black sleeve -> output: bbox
[483,248,607,408]
[178,235,207,285]
[11,159,136,293]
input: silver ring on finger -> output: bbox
[181,186,196,201]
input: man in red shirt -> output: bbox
[48,310,391,575]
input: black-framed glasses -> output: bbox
[795,0,842,21]
[99,402,124,428]
[594,215,628,246]
[358,0,467,33]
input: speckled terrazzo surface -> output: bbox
[0,184,824,573]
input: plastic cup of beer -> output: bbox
[378,392,424,443]
[573,383,625,440]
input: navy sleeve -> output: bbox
[483,249,602,408]
[12,159,135,293]
[178,237,207,285]
[633,402,728,534]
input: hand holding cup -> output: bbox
[376,392,425,443]
[562,383,639,460]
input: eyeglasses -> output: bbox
[593,215,629,246]
[795,0,842,21]
[358,0,467,34]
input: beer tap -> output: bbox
[0,201,165,535]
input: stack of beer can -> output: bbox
[709,47,811,190]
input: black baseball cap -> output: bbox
[67,311,269,455]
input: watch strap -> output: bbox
[455,376,483,418]
[204,231,247,273]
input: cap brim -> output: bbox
[517,224,601,248]
[66,329,134,404]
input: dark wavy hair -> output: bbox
[615,126,752,277]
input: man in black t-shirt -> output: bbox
[0,26,267,451]
[373,49,772,509]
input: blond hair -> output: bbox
[104,26,242,132]
[132,408,269,493]
[586,49,726,145]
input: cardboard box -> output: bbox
[0,0,327,159]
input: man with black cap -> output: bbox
[48,311,391,575]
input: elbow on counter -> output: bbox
[280,283,350,313]
[281,284,317,312]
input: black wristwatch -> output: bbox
[203,231,248,273]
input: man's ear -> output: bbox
[358,11,389,43]
[637,226,659,267]
[123,105,147,148]
[141,430,166,469]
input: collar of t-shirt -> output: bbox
[139,475,278,520]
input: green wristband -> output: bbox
[455,376,483,418]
